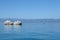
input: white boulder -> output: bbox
[4,20,13,25]
[13,20,22,25]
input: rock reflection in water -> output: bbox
[13,25,22,32]
[4,25,22,33]
[4,25,12,32]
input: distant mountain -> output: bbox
[0,18,60,23]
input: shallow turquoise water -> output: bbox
[0,20,60,40]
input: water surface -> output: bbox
[0,19,60,40]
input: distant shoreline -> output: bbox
[0,18,60,23]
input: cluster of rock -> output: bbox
[4,20,22,25]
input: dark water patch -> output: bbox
[13,38,42,40]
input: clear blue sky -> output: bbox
[0,0,60,19]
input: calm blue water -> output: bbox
[0,19,60,40]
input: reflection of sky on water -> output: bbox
[4,25,22,33]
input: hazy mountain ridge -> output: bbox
[0,18,60,23]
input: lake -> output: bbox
[0,19,60,40]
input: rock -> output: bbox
[13,20,22,25]
[4,20,13,25]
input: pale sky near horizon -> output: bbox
[0,0,60,19]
